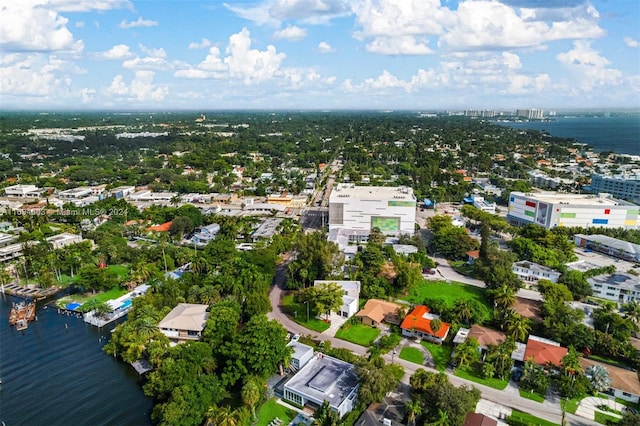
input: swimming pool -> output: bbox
[119,299,132,310]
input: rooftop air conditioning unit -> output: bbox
[383,419,392,426]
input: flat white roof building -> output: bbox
[507,191,638,230]
[329,184,416,236]
[3,184,43,198]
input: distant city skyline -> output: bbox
[1,0,639,110]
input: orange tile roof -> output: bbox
[356,299,402,324]
[524,337,567,367]
[146,221,172,232]
[400,305,450,339]
[468,325,507,348]
[467,250,480,259]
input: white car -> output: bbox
[291,333,300,342]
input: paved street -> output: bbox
[267,279,597,426]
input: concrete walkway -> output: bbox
[318,312,349,337]
[576,396,624,421]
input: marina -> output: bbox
[8,300,36,330]
[1,282,59,300]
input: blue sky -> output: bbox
[1,0,639,110]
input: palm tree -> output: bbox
[453,337,479,368]
[406,399,422,426]
[453,299,474,325]
[491,283,517,311]
[430,409,449,426]
[430,318,442,336]
[505,311,531,342]
[205,405,239,426]
[241,378,262,421]
[561,346,583,377]
[586,365,612,392]
[622,301,640,325]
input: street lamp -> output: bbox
[304,300,310,323]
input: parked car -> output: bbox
[291,333,300,342]
[423,268,436,275]
[512,369,523,382]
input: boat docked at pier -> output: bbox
[9,300,36,331]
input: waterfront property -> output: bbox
[283,353,359,417]
[83,284,150,327]
[400,305,450,344]
[157,303,209,344]
[507,191,638,230]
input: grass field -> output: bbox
[335,323,380,346]
[519,389,545,403]
[564,396,584,414]
[594,411,619,425]
[281,294,330,332]
[255,399,296,426]
[454,365,509,390]
[399,347,424,364]
[405,281,492,322]
[507,410,558,426]
[421,341,453,371]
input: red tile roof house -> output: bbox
[401,305,450,344]
[524,335,568,367]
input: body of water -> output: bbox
[496,112,640,155]
[0,295,153,426]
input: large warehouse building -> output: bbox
[328,184,416,237]
[507,191,638,230]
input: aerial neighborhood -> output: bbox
[2,111,640,426]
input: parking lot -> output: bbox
[571,247,638,273]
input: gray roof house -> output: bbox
[283,354,359,417]
[158,303,209,344]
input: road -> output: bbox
[267,268,594,426]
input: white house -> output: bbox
[158,303,209,344]
[314,280,361,318]
[588,273,640,304]
[3,184,43,198]
[512,261,561,287]
[190,223,221,246]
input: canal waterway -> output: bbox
[0,295,153,426]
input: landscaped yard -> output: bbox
[594,411,619,425]
[454,365,508,390]
[335,323,380,346]
[255,399,296,426]
[420,341,453,371]
[450,260,481,278]
[405,281,493,322]
[564,396,584,414]
[281,294,330,332]
[399,347,424,364]
[519,389,545,403]
[56,286,128,309]
[507,409,558,426]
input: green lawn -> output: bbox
[399,347,424,364]
[507,410,558,426]
[255,399,296,426]
[55,287,128,309]
[454,365,509,390]
[564,396,584,415]
[595,411,619,425]
[450,261,481,278]
[519,389,545,403]
[405,281,493,322]
[107,264,130,280]
[335,323,380,346]
[281,294,330,332]
[420,341,453,371]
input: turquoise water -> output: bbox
[119,299,132,310]
[497,112,640,155]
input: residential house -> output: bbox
[158,303,209,344]
[288,341,314,371]
[314,280,361,318]
[356,299,404,328]
[452,325,526,362]
[512,261,561,287]
[580,358,640,403]
[466,250,480,265]
[463,413,498,426]
[283,354,359,417]
[523,335,568,367]
[190,223,221,246]
[400,305,451,344]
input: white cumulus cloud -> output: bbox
[119,17,159,29]
[189,38,213,49]
[97,44,132,60]
[273,25,307,41]
[624,37,639,48]
[318,41,334,53]
[106,70,168,101]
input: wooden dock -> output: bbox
[1,283,58,300]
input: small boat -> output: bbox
[9,300,36,330]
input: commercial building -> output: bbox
[108,186,136,199]
[507,192,638,230]
[3,184,43,198]
[329,184,416,237]
[283,354,359,417]
[589,174,640,203]
[588,273,640,304]
[574,234,640,263]
[0,232,84,263]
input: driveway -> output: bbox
[575,396,625,421]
